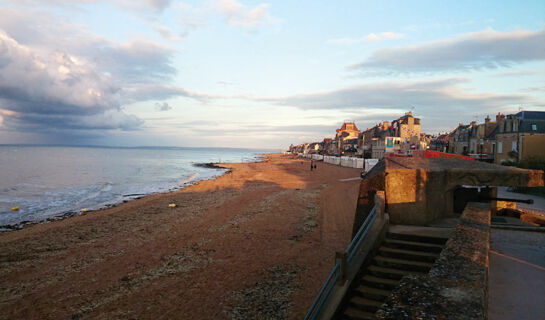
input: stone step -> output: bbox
[386,232,449,245]
[378,246,440,263]
[367,264,427,280]
[383,238,445,253]
[344,307,375,320]
[374,255,434,272]
[360,274,399,290]
[355,285,390,301]
[348,296,383,313]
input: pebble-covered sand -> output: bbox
[0,154,362,319]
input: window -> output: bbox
[498,141,503,154]
[532,124,537,131]
[512,141,517,152]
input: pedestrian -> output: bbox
[310,159,314,171]
[314,164,317,170]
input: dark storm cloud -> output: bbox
[0,8,202,137]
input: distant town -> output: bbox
[288,110,545,165]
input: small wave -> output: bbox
[179,173,200,185]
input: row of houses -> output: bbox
[429,111,545,164]
[288,112,429,158]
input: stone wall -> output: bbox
[375,202,490,319]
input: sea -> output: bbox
[0,145,272,229]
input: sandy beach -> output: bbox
[0,153,361,320]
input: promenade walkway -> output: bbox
[488,228,545,320]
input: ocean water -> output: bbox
[0,145,269,228]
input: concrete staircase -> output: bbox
[337,231,449,320]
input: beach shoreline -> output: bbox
[0,153,362,319]
[0,156,265,232]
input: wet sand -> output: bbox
[0,153,361,320]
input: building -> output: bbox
[495,111,545,164]
[371,136,403,159]
[429,133,451,152]
[322,138,336,155]
[450,121,477,155]
[335,122,361,155]
[391,111,421,141]
[468,115,500,161]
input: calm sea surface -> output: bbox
[0,146,270,228]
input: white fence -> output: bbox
[324,156,341,165]
[312,154,324,161]
[297,154,379,171]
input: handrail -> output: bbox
[304,202,380,320]
[346,204,377,256]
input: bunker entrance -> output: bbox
[453,185,534,214]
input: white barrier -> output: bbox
[312,154,324,161]
[364,159,379,172]
[306,155,374,169]
[324,156,341,165]
[355,158,364,169]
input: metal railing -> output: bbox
[304,203,379,320]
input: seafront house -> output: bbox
[495,111,545,164]
[468,115,500,162]
[391,111,421,142]
[335,122,361,155]
[429,133,451,152]
[322,138,337,155]
[371,136,403,159]
[450,121,477,155]
[362,112,425,159]
[307,142,321,154]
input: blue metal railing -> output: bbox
[304,203,379,320]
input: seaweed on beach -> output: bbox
[193,162,225,169]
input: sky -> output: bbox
[0,0,544,149]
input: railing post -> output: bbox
[335,251,348,285]
[375,191,385,218]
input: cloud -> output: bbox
[329,32,404,44]
[527,86,545,92]
[350,28,545,72]
[142,0,173,11]
[0,8,204,139]
[153,24,185,41]
[5,0,174,12]
[496,68,545,77]
[124,84,218,103]
[213,0,272,28]
[155,102,172,111]
[249,78,543,131]
[0,30,142,131]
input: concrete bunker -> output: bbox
[354,157,544,231]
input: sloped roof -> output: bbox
[519,120,545,133]
[516,111,545,120]
[336,122,360,132]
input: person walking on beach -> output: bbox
[310,159,314,171]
